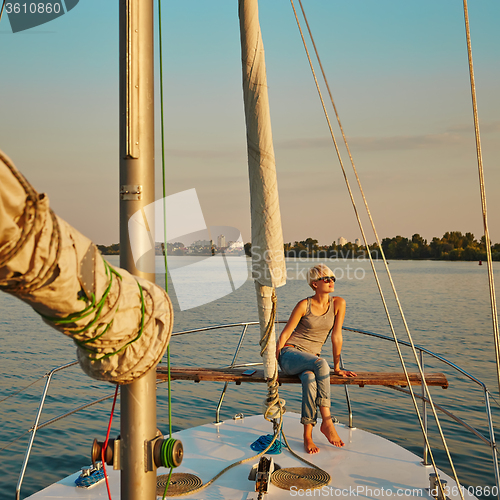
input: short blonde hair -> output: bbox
[307,264,335,289]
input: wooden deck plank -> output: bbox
[156,366,448,389]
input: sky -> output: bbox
[0,0,499,247]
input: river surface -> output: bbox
[1,257,499,499]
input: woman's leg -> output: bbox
[280,349,343,452]
[298,370,318,427]
[279,348,321,426]
[313,358,344,447]
[318,406,344,448]
[312,357,331,409]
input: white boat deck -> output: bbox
[27,412,476,500]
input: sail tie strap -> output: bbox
[259,289,277,356]
[290,2,462,498]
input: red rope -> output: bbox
[102,384,119,500]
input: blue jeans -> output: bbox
[278,346,331,426]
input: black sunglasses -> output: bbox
[315,276,336,283]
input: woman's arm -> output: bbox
[331,297,356,377]
[275,299,307,359]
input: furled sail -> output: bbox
[0,150,173,384]
[239,0,286,383]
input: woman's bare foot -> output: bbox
[320,419,344,447]
[304,435,320,454]
[303,424,320,454]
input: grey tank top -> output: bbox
[287,296,335,355]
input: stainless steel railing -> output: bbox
[12,321,500,498]
[172,321,500,493]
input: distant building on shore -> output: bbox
[217,234,226,248]
[338,236,347,246]
[355,238,361,246]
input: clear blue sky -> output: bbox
[1,0,499,246]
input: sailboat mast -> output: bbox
[119,1,157,499]
[239,0,286,382]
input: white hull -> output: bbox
[26,412,476,500]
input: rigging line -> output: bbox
[0,376,45,404]
[0,392,119,452]
[102,384,119,500]
[158,0,173,446]
[289,2,462,498]
[295,1,471,495]
[158,0,168,292]
[463,0,500,398]
[0,432,28,453]
[294,2,466,493]
[0,0,6,25]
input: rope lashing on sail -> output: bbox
[259,289,277,357]
[258,289,286,421]
[0,150,173,384]
[42,265,147,363]
[289,2,464,499]
[463,0,500,399]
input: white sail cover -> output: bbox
[239,0,286,289]
[0,151,173,384]
[239,0,286,382]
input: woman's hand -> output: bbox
[333,369,357,378]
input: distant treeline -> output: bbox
[275,232,500,261]
[98,232,500,261]
[97,243,120,255]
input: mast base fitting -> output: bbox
[153,437,183,468]
[429,473,449,500]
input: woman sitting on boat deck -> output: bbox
[276,263,356,454]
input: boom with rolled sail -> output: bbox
[0,150,173,383]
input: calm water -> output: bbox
[1,257,500,499]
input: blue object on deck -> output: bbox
[250,434,283,454]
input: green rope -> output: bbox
[158,0,168,289]
[161,467,174,500]
[157,6,174,500]
[37,257,145,361]
[39,260,121,326]
[91,280,146,361]
[167,345,172,437]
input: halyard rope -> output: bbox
[462,0,500,399]
[157,1,174,497]
[290,1,463,498]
